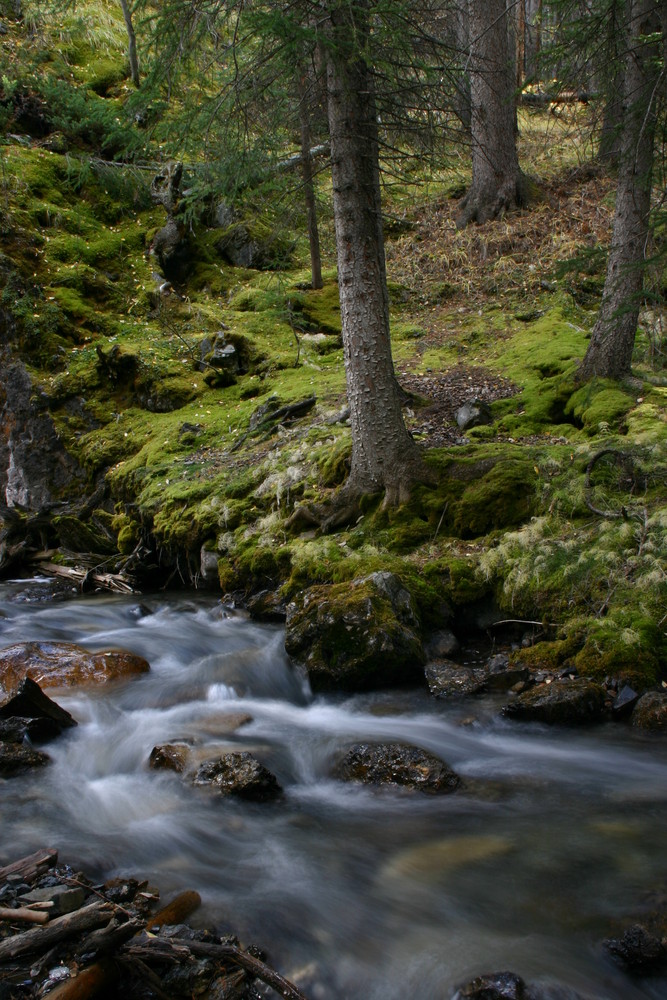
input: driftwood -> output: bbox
[180,938,310,1000]
[145,889,201,930]
[0,848,58,883]
[0,900,114,961]
[0,906,49,924]
[36,561,136,594]
[39,958,119,1000]
[0,849,312,1000]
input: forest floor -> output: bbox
[1,4,666,691]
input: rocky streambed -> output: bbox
[1,581,667,999]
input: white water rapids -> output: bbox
[1,581,667,998]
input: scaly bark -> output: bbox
[577,0,661,382]
[324,0,429,505]
[456,0,527,227]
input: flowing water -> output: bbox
[1,580,667,999]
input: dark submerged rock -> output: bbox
[603,922,667,971]
[0,676,77,733]
[453,970,527,1000]
[631,691,667,731]
[334,742,460,793]
[0,740,50,776]
[502,679,607,725]
[193,752,282,801]
[285,571,425,692]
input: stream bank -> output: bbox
[1,584,667,999]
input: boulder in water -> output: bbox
[285,571,425,692]
[0,676,76,734]
[0,740,50,776]
[334,742,460,794]
[502,679,607,725]
[631,691,667,732]
[425,660,488,698]
[193,752,282,801]
[149,743,190,774]
[0,641,149,697]
[603,922,667,971]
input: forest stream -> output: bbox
[1,580,667,1000]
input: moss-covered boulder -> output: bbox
[630,692,667,732]
[502,678,608,725]
[285,571,425,692]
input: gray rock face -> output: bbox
[503,679,607,725]
[0,361,84,508]
[631,691,667,731]
[604,922,667,971]
[193,752,282,801]
[455,399,493,431]
[285,572,425,692]
[334,742,460,794]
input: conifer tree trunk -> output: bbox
[577,0,661,382]
[119,0,140,88]
[324,0,428,505]
[297,70,323,290]
[597,0,625,166]
[456,0,526,227]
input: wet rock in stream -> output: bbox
[334,742,461,793]
[0,640,149,695]
[452,970,586,1000]
[193,751,282,801]
[502,679,607,725]
[630,691,667,731]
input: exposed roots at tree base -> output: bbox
[285,464,435,534]
[455,171,533,228]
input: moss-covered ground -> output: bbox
[1,2,665,688]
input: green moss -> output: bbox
[564,380,635,434]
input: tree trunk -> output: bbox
[516,0,526,89]
[456,0,527,227]
[597,0,626,166]
[452,3,472,130]
[119,0,140,88]
[297,68,323,290]
[324,1,429,505]
[577,0,661,382]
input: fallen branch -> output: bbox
[175,937,310,1000]
[36,561,135,594]
[0,906,49,925]
[0,848,58,884]
[0,901,113,962]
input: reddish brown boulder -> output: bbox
[0,641,150,697]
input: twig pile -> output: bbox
[0,849,309,1000]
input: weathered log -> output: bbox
[77,916,144,957]
[145,889,201,930]
[0,900,113,962]
[0,906,49,924]
[37,561,135,594]
[173,938,310,1000]
[38,958,119,1000]
[0,848,58,884]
